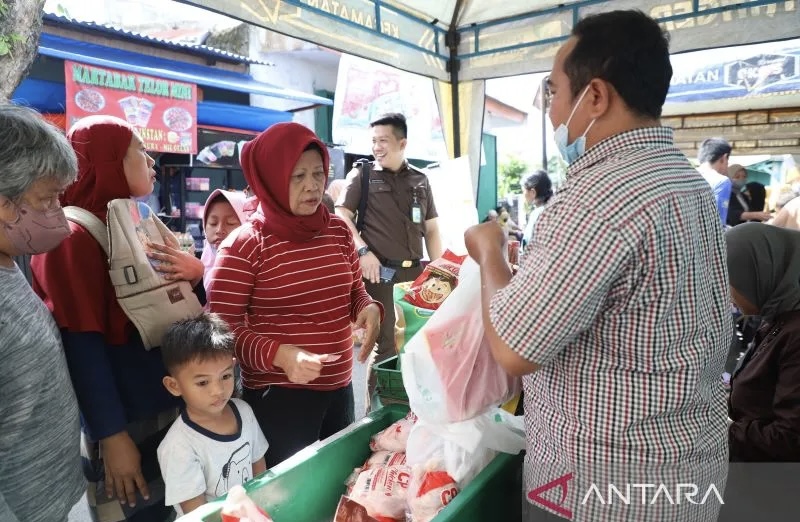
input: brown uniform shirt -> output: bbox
[336,161,438,261]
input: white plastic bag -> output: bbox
[400,258,520,424]
[405,408,525,487]
[404,409,525,521]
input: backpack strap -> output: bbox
[63,206,109,256]
[355,159,371,233]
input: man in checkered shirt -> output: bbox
[466,10,730,522]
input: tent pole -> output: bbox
[447,0,466,158]
[447,30,461,158]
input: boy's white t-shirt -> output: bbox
[157,398,268,515]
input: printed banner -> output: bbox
[65,60,198,154]
[667,39,800,103]
[332,54,447,161]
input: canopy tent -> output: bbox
[177,0,799,195]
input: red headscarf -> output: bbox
[241,122,331,242]
[62,115,134,218]
[31,116,136,343]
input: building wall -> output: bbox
[248,27,339,131]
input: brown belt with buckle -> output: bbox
[381,258,421,268]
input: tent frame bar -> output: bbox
[278,0,449,64]
[458,0,786,60]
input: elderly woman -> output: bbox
[0,105,84,521]
[520,169,553,248]
[209,122,382,467]
[32,115,204,522]
[726,164,771,226]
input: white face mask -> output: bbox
[553,85,596,165]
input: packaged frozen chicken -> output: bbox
[369,411,417,452]
[348,465,411,522]
[406,466,459,522]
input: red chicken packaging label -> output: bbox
[409,469,459,522]
[403,251,467,310]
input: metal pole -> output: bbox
[447,29,461,158]
[541,76,548,170]
[447,0,465,158]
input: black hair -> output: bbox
[207,193,227,207]
[521,170,554,203]
[698,138,732,164]
[161,313,234,373]
[304,142,325,155]
[564,10,672,119]
[370,113,407,140]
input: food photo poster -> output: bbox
[66,60,198,154]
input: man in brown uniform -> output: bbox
[336,113,443,412]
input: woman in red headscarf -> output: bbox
[31,115,204,522]
[208,122,383,467]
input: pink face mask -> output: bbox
[1,203,71,254]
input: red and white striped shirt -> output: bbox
[208,215,381,391]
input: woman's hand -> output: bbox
[147,242,204,284]
[273,344,338,384]
[100,431,149,507]
[356,303,381,363]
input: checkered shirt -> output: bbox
[490,127,731,521]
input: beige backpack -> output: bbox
[64,200,203,349]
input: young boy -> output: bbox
[157,313,268,516]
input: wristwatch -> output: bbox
[357,246,370,257]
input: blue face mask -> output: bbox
[553,86,596,165]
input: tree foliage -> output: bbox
[498,156,530,198]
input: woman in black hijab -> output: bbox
[721,223,800,520]
[726,222,800,461]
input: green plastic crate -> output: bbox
[374,355,408,403]
[186,403,523,522]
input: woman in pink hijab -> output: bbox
[200,189,250,290]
